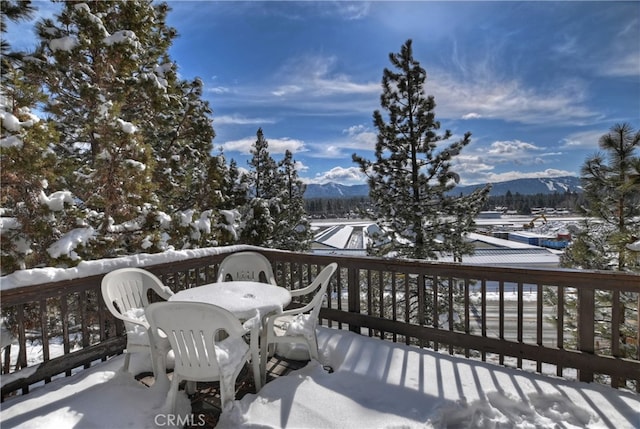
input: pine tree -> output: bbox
[351,40,490,338]
[18,1,227,260]
[223,158,248,210]
[353,39,489,261]
[562,123,640,271]
[553,123,639,384]
[240,128,279,245]
[239,130,311,250]
[0,0,74,272]
[147,76,217,213]
[272,150,312,251]
[27,1,170,257]
[247,128,279,200]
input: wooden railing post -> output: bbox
[577,287,595,382]
[347,266,360,333]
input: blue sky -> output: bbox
[6,1,640,186]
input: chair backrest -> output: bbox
[216,251,276,285]
[101,268,172,321]
[145,301,247,380]
[299,263,338,320]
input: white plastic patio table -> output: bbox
[169,281,291,321]
[165,281,291,387]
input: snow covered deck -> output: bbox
[1,246,639,427]
[1,327,639,428]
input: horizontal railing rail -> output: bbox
[1,246,639,401]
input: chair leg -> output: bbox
[150,344,170,391]
[260,326,269,387]
[251,351,262,391]
[123,352,131,373]
[308,329,320,362]
[165,375,180,416]
[308,339,320,362]
[219,375,235,410]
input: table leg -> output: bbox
[260,316,269,387]
[249,325,262,391]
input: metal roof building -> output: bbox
[312,223,560,267]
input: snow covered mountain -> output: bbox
[304,182,369,198]
[304,176,582,199]
[456,176,583,197]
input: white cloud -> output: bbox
[221,137,254,154]
[209,86,231,94]
[309,166,366,185]
[483,169,576,184]
[271,85,303,97]
[268,137,307,154]
[273,55,379,98]
[455,155,495,174]
[215,114,275,125]
[599,51,640,77]
[220,136,306,155]
[294,160,309,172]
[460,139,567,174]
[463,140,551,168]
[552,36,578,56]
[328,2,371,20]
[487,140,540,156]
[560,129,606,149]
[428,69,598,125]
[453,151,575,185]
[342,126,376,149]
[202,55,379,115]
[315,145,347,158]
[344,125,366,136]
[306,124,377,159]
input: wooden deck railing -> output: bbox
[2,246,639,401]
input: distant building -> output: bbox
[477,211,503,219]
[311,222,560,268]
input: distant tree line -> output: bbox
[481,191,585,214]
[304,191,585,218]
[304,197,370,217]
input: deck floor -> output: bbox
[137,356,307,428]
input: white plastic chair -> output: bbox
[145,301,261,413]
[261,263,338,384]
[101,268,174,376]
[216,251,276,285]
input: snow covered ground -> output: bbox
[2,327,639,429]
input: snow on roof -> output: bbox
[314,225,354,249]
[439,248,560,267]
[311,224,560,266]
[465,232,540,249]
[509,231,556,239]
